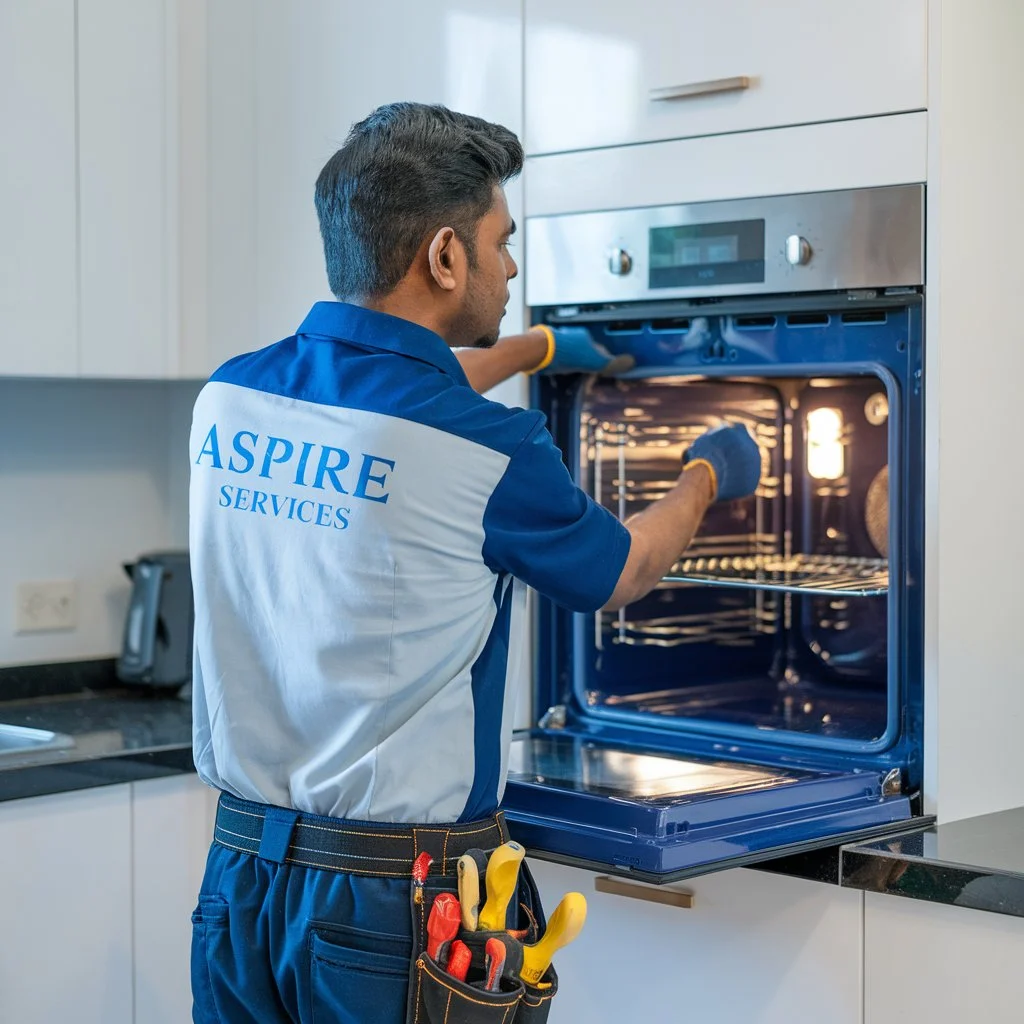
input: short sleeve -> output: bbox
[481,421,631,612]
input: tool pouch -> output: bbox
[405,855,559,1024]
[413,951,525,1024]
[516,966,558,1024]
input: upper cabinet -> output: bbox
[0,0,78,377]
[0,0,176,378]
[79,0,177,378]
[189,0,524,376]
[524,0,928,155]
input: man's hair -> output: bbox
[314,103,524,301]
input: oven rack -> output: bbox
[603,605,778,648]
[662,554,888,597]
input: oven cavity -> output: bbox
[580,374,891,744]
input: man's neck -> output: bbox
[357,285,453,346]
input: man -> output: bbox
[189,102,761,1022]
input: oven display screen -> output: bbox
[649,219,766,289]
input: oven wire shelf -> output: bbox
[662,554,888,597]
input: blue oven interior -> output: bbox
[501,297,924,881]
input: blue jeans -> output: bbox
[191,841,414,1023]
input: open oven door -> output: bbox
[500,731,912,884]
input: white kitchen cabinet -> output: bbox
[79,0,178,378]
[132,774,218,1024]
[529,860,863,1024]
[0,0,78,377]
[524,0,927,156]
[0,0,177,379]
[0,785,134,1024]
[865,892,1024,1021]
[187,0,524,376]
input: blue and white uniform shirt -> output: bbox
[189,302,630,823]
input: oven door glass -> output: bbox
[501,732,911,882]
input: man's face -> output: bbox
[454,187,518,349]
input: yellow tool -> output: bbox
[477,841,526,932]
[520,892,587,986]
[456,849,487,931]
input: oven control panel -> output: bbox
[525,185,923,308]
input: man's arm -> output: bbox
[455,330,548,393]
[603,464,714,610]
[604,424,763,610]
[456,325,635,394]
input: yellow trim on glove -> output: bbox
[525,324,556,375]
[683,457,718,502]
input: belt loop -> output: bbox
[412,828,449,875]
[495,811,510,843]
[258,807,300,864]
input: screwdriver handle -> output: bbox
[457,849,487,931]
[521,892,587,986]
[478,841,525,932]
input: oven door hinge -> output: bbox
[538,704,568,730]
[881,768,903,797]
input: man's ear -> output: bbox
[427,226,463,292]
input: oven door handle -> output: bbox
[595,876,694,909]
[648,76,751,102]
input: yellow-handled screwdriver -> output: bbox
[456,849,488,931]
[521,892,587,986]
[477,841,526,932]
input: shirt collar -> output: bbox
[296,301,469,385]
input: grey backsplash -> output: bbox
[0,377,203,667]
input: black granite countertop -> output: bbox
[5,660,1024,923]
[0,658,195,801]
[841,809,1024,918]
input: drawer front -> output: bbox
[528,860,862,1024]
[525,0,927,155]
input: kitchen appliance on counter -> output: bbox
[116,550,193,689]
[502,185,924,882]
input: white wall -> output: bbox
[925,0,1024,822]
[0,378,201,666]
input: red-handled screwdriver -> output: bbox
[411,851,433,906]
[447,940,472,983]
[484,937,507,992]
[412,852,433,885]
[426,892,461,964]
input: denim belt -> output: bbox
[213,792,510,877]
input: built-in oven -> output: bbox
[501,185,925,882]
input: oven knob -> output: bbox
[608,248,633,275]
[785,234,812,266]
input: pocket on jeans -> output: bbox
[191,895,229,1023]
[309,926,411,1024]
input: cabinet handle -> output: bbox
[648,76,751,102]
[594,876,694,909]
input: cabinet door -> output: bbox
[132,775,218,1024]
[528,860,862,1024]
[79,0,175,377]
[525,0,927,155]
[0,0,78,376]
[865,892,1024,1021]
[0,786,133,1024]
[193,0,524,375]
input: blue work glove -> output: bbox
[682,424,762,502]
[528,325,635,376]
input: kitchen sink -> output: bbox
[0,723,75,758]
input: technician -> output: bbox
[189,101,761,1022]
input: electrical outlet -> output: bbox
[15,580,79,633]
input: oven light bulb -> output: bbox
[806,407,844,480]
